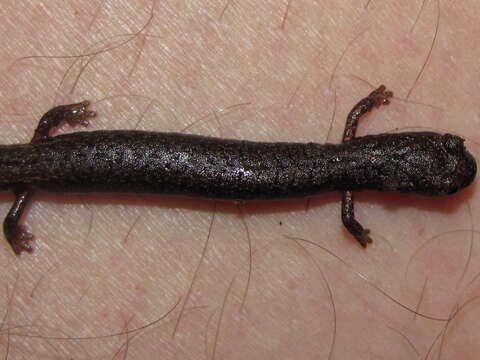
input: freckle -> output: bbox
[135,283,147,295]
[417,227,425,237]
[288,279,298,291]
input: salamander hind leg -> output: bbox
[31,100,96,142]
[4,101,95,255]
[4,191,34,255]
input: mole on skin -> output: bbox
[0,86,476,255]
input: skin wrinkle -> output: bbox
[0,0,479,359]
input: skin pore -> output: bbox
[0,0,479,359]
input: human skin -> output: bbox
[0,0,479,359]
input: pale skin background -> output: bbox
[0,0,479,359]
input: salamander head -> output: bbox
[410,133,476,196]
[442,134,476,194]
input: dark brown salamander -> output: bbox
[0,86,476,255]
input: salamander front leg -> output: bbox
[3,101,96,255]
[341,85,392,247]
[4,191,34,255]
[342,85,393,142]
[31,100,96,142]
[341,191,372,247]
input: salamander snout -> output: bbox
[441,134,476,194]
[450,149,476,194]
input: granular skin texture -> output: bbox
[0,130,475,199]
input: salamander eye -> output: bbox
[442,134,464,153]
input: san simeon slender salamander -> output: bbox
[0,86,476,255]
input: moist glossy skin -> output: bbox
[0,130,476,198]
